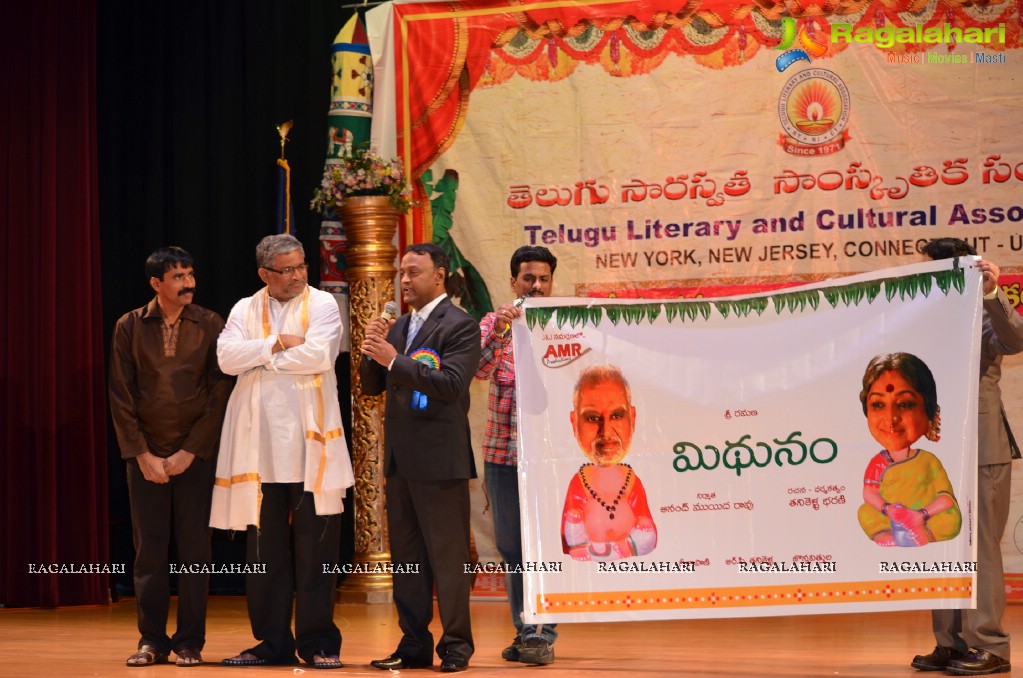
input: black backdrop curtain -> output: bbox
[97,0,354,596]
[98,0,349,320]
[2,0,356,607]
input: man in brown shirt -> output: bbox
[109,246,232,667]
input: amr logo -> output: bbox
[775,17,829,72]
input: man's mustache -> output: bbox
[594,437,621,449]
[179,287,195,296]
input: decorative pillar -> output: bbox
[338,195,401,604]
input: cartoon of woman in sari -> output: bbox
[857,352,961,547]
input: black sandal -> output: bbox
[222,650,269,666]
[308,651,344,669]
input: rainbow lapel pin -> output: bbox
[409,348,440,411]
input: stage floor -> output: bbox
[1,596,1020,676]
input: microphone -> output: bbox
[513,290,537,309]
[362,301,399,364]
[380,300,399,321]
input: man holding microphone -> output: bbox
[475,245,559,665]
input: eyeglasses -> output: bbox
[263,263,309,276]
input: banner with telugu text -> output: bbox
[366,0,1023,591]
[513,258,982,622]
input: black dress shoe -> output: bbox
[911,645,964,671]
[946,649,1011,675]
[440,653,469,672]
[369,653,432,670]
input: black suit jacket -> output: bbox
[361,296,481,481]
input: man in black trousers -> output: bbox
[109,246,232,667]
[361,242,481,672]
[214,234,354,670]
[911,238,1023,676]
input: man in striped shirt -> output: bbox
[475,245,558,665]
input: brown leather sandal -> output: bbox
[174,646,203,666]
[126,645,169,667]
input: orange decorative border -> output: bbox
[1005,573,1023,602]
[481,0,1022,84]
[393,0,1022,244]
[575,273,836,298]
[537,577,973,613]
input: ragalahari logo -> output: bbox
[832,21,1008,64]
[776,17,1008,67]
[775,17,830,72]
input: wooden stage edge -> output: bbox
[0,596,1020,677]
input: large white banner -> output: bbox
[515,258,982,622]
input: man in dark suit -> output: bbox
[360,242,481,673]
[911,238,1023,676]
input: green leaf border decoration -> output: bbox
[523,266,965,330]
[525,307,555,330]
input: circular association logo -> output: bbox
[778,68,851,146]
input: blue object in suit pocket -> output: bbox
[408,348,441,414]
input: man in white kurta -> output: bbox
[212,234,354,669]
